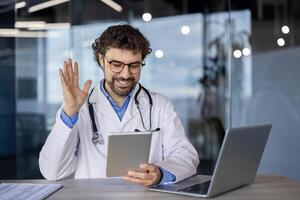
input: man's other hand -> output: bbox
[123,163,162,187]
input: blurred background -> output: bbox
[0,0,300,181]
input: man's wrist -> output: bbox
[60,109,79,128]
[63,105,79,117]
[158,167,176,184]
[156,167,163,184]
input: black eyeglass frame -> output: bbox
[103,55,145,74]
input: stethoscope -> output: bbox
[87,82,160,145]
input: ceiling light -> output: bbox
[0,29,57,38]
[233,50,242,58]
[155,50,164,58]
[15,1,26,10]
[15,21,46,29]
[281,25,290,34]
[142,13,152,22]
[28,23,71,30]
[277,38,285,47]
[100,0,122,12]
[242,48,251,56]
[181,26,190,35]
[28,0,69,13]
[0,29,20,36]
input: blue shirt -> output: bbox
[99,80,132,121]
[60,80,176,184]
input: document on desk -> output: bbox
[0,183,62,200]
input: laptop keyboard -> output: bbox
[178,180,211,195]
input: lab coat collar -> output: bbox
[87,83,118,123]
[87,82,150,125]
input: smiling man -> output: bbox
[39,24,199,186]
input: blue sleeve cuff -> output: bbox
[60,110,79,128]
[158,167,176,184]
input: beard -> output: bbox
[106,77,137,97]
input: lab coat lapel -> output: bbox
[88,83,120,124]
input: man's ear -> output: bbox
[98,53,104,69]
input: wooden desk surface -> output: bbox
[2,175,300,199]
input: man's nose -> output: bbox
[119,64,131,78]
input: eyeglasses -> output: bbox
[103,56,145,74]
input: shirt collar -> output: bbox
[100,79,135,108]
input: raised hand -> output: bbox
[59,58,92,116]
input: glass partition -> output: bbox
[229,1,300,182]
[0,0,297,182]
[12,0,232,178]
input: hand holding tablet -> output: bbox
[124,163,162,186]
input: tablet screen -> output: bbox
[106,132,152,177]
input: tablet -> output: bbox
[106,132,152,177]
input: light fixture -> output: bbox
[142,13,152,22]
[181,25,190,35]
[28,0,69,13]
[281,25,290,34]
[277,38,285,47]
[28,23,71,30]
[233,50,242,58]
[15,21,46,29]
[100,0,122,12]
[242,48,251,56]
[0,29,20,36]
[0,29,57,38]
[15,1,26,10]
[155,50,164,58]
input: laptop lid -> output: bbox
[207,124,272,197]
[149,124,271,198]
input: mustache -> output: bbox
[114,77,135,82]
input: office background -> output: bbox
[0,0,299,182]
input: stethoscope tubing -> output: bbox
[87,82,154,145]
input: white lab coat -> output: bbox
[39,83,199,182]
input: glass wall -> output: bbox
[8,0,300,180]
[0,0,233,179]
[229,1,300,182]
[0,0,297,181]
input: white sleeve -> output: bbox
[159,99,200,182]
[38,107,79,181]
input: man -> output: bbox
[39,24,199,186]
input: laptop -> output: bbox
[149,124,272,198]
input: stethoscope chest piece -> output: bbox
[92,132,104,145]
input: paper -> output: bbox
[0,183,62,200]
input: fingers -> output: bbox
[67,58,74,81]
[82,80,92,95]
[127,170,153,180]
[140,164,156,172]
[59,69,67,89]
[62,61,69,82]
[124,165,161,187]
[61,58,75,83]
[73,61,79,84]
[59,58,91,95]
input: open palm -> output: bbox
[59,58,92,116]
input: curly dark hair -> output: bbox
[92,24,152,66]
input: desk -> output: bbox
[2,175,300,199]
